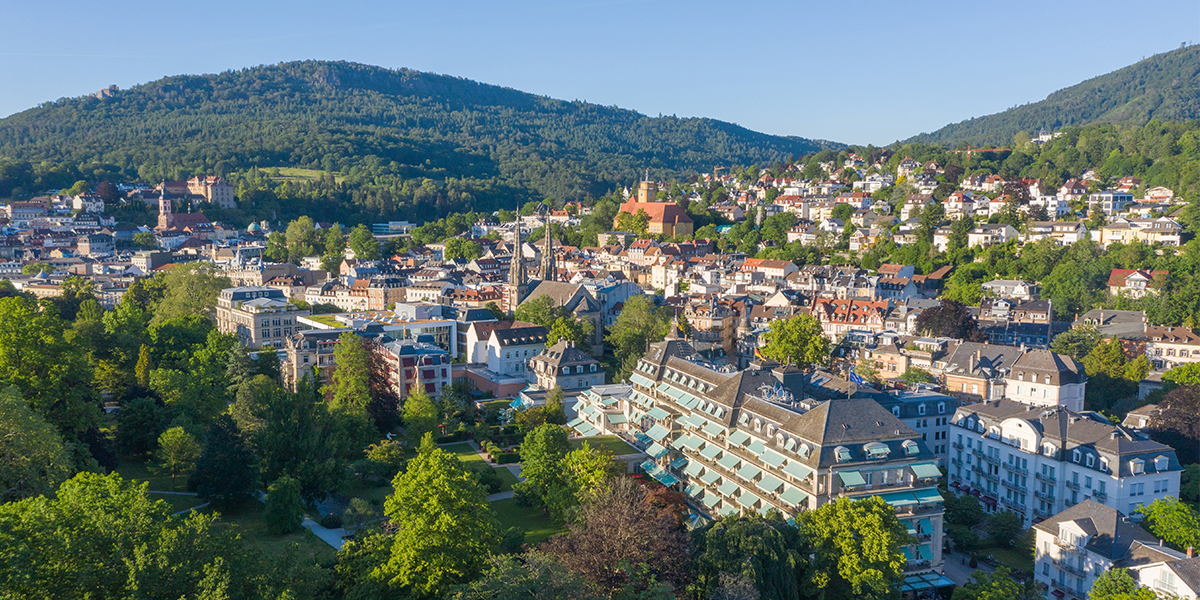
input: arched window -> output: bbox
[892,406,901,417]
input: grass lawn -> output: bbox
[980,543,1034,573]
[570,435,637,456]
[270,167,345,184]
[149,492,206,514]
[490,497,565,546]
[207,503,338,565]
[117,460,191,493]
[442,442,519,492]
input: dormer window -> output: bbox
[918,404,927,416]
[1154,456,1168,471]
[1086,454,1095,468]
[1100,457,1109,472]
[1018,372,1024,382]
[1043,444,1057,457]
[865,442,890,458]
[892,406,901,417]
[835,446,851,462]
[1073,450,1081,463]
[902,439,920,455]
[1131,459,1145,475]
[938,402,946,415]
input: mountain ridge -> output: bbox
[0,60,840,207]
[905,45,1200,147]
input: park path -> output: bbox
[147,490,199,496]
[942,546,995,586]
[172,502,209,516]
[302,518,348,550]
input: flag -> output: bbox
[754,347,766,360]
[848,370,866,385]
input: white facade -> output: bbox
[948,401,1181,527]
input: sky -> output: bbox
[1,0,1198,145]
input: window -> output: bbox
[892,406,901,417]
[1154,456,1168,471]
[918,404,926,416]
[1073,450,1080,463]
[1100,457,1109,472]
[562,367,569,374]
[1086,454,1095,468]
[938,402,946,414]
[1131,459,1145,475]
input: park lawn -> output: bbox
[490,497,565,546]
[986,544,1034,573]
[117,460,191,493]
[570,435,636,456]
[149,492,207,514]
[209,503,338,566]
[442,442,520,492]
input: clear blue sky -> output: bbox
[1,0,1197,145]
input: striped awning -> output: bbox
[700,444,722,460]
[737,491,762,508]
[756,474,784,494]
[718,454,741,470]
[700,470,721,485]
[913,488,944,505]
[737,463,762,481]
[761,449,787,468]
[780,486,808,506]
[629,373,655,388]
[684,461,705,477]
[782,461,813,481]
[837,470,866,487]
[646,443,669,459]
[728,430,751,446]
[645,424,671,441]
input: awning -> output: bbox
[655,382,673,395]
[702,422,725,437]
[737,491,762,508]
[677,414,701,428]
[670,434,695,450]
[782,461,813,481]
[916,544,933,561]
[728,430,751,446]
[756,474,784,494]
[566,417,585,427]
[645,424,671,441]
[700,444,722,460]
[702,493,720,508]
[1052,591,1065,598]
[606,413,627,424]
[719,504,739,516]
[685,482,703,496]
[700,470,721,485]
[747,440,766,455]
[737,463,762,481]
[670,456,689,469]
[647,407,670,421]
[684,461,705,477]
[629,373,655,388]
[901,547,914,561]
[901,573,956,592]
[911,462,942,479]
[718,454,741,470]
[758,504,776,516]
[646,443,669,459]
[904,520,918,535]
[780,486,808,506]
[918,518,933,535]
[913,488,944,505]
[761,449,787,468]
[573,422,599,437]
[837,470,866,487]
[877,491,919,508]
[576,403,595,417]
[719,480,740,497]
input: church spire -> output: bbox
[540,205,556,282]
[507,203,528,313]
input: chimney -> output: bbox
[1188,547,1195,558]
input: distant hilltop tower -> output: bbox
[637,169,657,203]
[156,186,174,229]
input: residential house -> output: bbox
[968,224,1019,248]
[1143,326,1200,370]
[1002,349,1088,411]
[1107,269,1168,299]
[529,340,605,390]
[216,286,310,349]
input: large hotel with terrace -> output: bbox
[571,336,951,585]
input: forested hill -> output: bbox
[906,45,1200,147]
[0,60,836,210]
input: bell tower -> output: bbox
[506,204,528,313]
[156,186,174,229]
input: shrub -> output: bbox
[495,452,520,464]
[470,465,503,494]
[499,527,526,553]
[320,513,344,529]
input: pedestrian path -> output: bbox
[172,502,209,516]
[302,517,348,550]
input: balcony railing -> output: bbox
[1154,580,1178,595]
[1002,462,1028,475]
[983,455,1000,465]
[972,447,985,457]
[951,458,963,467]
[983,472,1000,483]
[1035,472,1057,485]
[1053,559,1086,578]
[1092,491,1107,501]
[1034,490,1055,501]
[1065,479,1080,491]
[952,442,964,450]
[1054,538,1083,552]
[1002,479,1027,492]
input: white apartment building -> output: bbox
[1033,501,1199,600]
[1143,325,1200,370]
[948,400,1182,527]
[1002,350,1088,412]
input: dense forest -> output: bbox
[907,45,1200,147]
[0,60,837,222]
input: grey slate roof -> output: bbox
[1010,349,1087,385]
[1032,500,1158,561]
